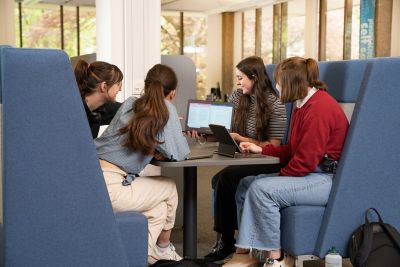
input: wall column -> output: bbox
[0,0,16,46]
[318,0,327,61]
[96,0,161,100]
[304,0,319,59]
[221,12,235,96]
[391,0,400,55]
[272,3,287,64]
[375,0,393,57]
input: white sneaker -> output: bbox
[149,243,182,263]
[263,253,295,267]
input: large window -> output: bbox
[18,3,61,49]
[243,9,256,58]
[79,6,96,55]
[63,6,78,56]
[287,0,306,57]
[161,12,181,55]
[161,12,207,100]
[326,1,345,60]
[183,13,207,99]
[261,5,273,64]
[15,2,96,57]
[351,0,360,59]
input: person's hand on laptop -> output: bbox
[185,130,200,139]
[185,130,207,145]
[240,142,262,154]
[185,130,217,145]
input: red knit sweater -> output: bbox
[262,90,349,176]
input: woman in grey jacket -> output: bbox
[95,64,190,265]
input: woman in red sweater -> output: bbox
[224,57,349,267]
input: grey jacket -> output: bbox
[95,96,190,175]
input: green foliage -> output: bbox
[15,3,96,57]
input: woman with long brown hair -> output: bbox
[95,64,189,264]
[205,56,287,263]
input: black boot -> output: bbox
[204,236,236,263]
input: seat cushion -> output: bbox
[280,206,325,256]
[115,211,148,266]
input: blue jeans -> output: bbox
[235,172,333,251]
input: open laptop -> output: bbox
[209,124,267,158]
[185,100,234,134]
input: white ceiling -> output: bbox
[161,0,287,14]
[22,0,290,13]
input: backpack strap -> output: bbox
[365,208,383,224]
[354,223,373,267]
[381,223,400,250]
[353,208,381,267]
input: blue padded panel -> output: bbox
[315,58,400,258]
[265,64,276,88]
[265,64,292,144]
[318,59,371,103]
[116,212,148,267]
[0,224,4,265]
[2,48,129,266]
[280,206,325,256]
[0,45,12,103]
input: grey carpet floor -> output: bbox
[170,166,352,267]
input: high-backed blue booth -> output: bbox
[274,58,400,266]
[0,46,147,266]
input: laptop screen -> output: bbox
[185,100,234,134]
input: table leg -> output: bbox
[183,166,197,258]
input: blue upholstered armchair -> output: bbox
[0,46,147,266]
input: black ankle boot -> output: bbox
[204,236,236,263]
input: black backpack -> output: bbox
[348,208,400,267]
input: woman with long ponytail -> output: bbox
[95,64,189,264]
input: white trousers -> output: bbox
[102,168,178,255]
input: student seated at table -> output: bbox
[224,57,349,267]
[74,59,123,138]
[200,56,287,263]
[95,64,190,265]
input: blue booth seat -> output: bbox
[0,46,147,266]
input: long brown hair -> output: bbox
[234,56,277,141]
[274,57,327,103]
[120,64,177,155]
[74,60,123,98]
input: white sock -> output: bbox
[156,242,170,250]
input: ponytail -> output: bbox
[305,58,328,91]
[74,60,92,98]
[120,64,177,155]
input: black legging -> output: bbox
[212,164,281,241]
